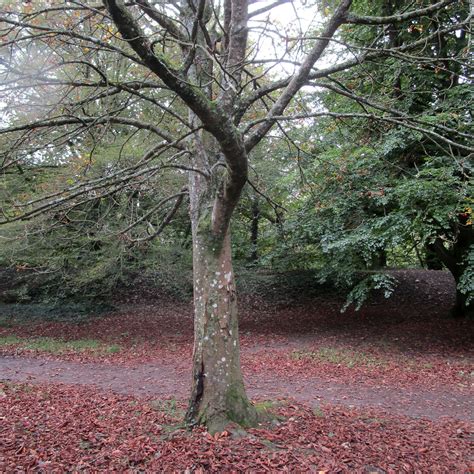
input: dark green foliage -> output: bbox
[235,0,472,312]
[0,160,192,308]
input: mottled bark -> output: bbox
[185,152,257,432]
[185,223,257,432]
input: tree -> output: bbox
[279,0,473,315]
[0,0,469,431]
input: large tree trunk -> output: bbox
[177,0,257,430]
[104,0,354,432]
[185,168,257,432]
[185,225,257,432]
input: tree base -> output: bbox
[450,305,474,319]
[451,291,474,319]
[186,393,259,434]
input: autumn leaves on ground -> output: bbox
[0,270,472,471]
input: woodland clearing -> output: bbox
[0,270,472,471]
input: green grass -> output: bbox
[106,344,121,353]
[149,398,184,418]
[23,337,101,353]
[0,335,22,345]
[291,347,386,368]
[0,381,35,394]
[254,400,279,413]
[0,335,121,355]
[313,406,325,418]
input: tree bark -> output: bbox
[185,225,257,432]
[452,287,472,319]
[250,197,260,262]
[185,155,257,432]
[425,245,443,270]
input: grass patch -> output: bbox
[0,335,22,346]
[254,400,279,413]
[291,347,386,368]
[149,398,184,419]
[313,406,325,418]
[106,344,121,353]
[0,381,35,394]
[0,335,121,355]
[23,337,102,353]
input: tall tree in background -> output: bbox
[0,0,469,430]
[281,0,473,316]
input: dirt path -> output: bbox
[1,355,471,421]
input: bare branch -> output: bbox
[128,190,188,242]
[0,15,143,65]
[134,0,187,41]
[244,0,353,152]
[0,116,184,149]
[119,188,188,234]
[248,0,291,18]
[236,14,471,122]
[345,0,457,25]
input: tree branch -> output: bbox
[236,13,470,123]
[119,188,188,234]
[103,0,249,237]
[345,0,457,25]
[248,0,291,18]
[0,116,184,149]
[244,0,353,152]
[135,0,187,41]
[130,190,187,242]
